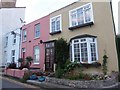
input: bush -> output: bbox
[21,71,30,83]
[7,63,16,69]
[55,66,64,78]
[55,38,69,69]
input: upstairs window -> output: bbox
[5,36,8,47]
[13,35,16,44]
[35,24,40,38]
[50,15,62,34]
[70,36,98,64]
[69,3,93,28]
[22,30,27,41]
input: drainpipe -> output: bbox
[110,0,120,72]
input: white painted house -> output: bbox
[4,29,21,67]
[0,0,25,66]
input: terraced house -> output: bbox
[45,0,118,74]
[21,15,49,69]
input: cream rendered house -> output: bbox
[45,0,118,74]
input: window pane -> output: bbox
[35,24,40,38]
[52,21,55,32]
[90,43,96,61]
[51,16,61,32]
[77,8,84,25]
[56,20,60,31]
[34,46,40,63]
[84,4,91,22]
[80,43,88,63]
[71,11,77,26]
[23,30,27,41]
[74,43,80,62]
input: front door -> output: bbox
[45,42,55,71]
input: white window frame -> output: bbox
[69,3,94,27]
[13,34,16,44]
[34,23,40,38]
[71,37,98,64]
[50,14,62,33]
[22,30,27,42]
[5,36,8,47]
[33,46,40,64]
[11,50,15,63]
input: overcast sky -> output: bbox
[16,0,119,33]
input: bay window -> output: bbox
[70,36,98,64]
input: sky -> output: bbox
[16,0,119,33]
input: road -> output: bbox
[1,76,41,90]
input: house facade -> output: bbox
[1,0,25,66]
[4,29,21,67]
[47,1,118,74]
[21,15,49,70]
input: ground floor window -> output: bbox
[33,46,40,64]
[70,36,98,64]
[11,50,15,63]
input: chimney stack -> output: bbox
[0,0,16,8]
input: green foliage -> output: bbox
[26,56,33,62]
[55,38,69,69]
[18,58,24,62]
[102,54,108,75]
[25,56,33,68]
[64,61,82,73]
[21,71,30,83]
[55,66,64,78]
[7,63,16,69]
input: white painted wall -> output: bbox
[4,29,21,67]
[0,7,25,66]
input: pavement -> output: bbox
[27,79,120,89]
[1,75,120,89]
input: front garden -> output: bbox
[4,38,119,88]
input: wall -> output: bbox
[4,29,21,67]
[21,15,50,69]
[1,7,25,66]
[49,1,118,73]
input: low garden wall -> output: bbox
[45,76,118,88]
[4,69,26,78]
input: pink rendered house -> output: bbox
[21,15,49,70]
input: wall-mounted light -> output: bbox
[40,40,44,44]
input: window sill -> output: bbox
[81,62,101,68]
[68,22,94,30]
[22,40,27,43]
[50,31,61,35]
[33,62,39,65]
[34,37,40,40]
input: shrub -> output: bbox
[55,66,64,78]
[21,71,30,83]
[102,54,108,75]
[7,63,16,69]
[55,38,69,69]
